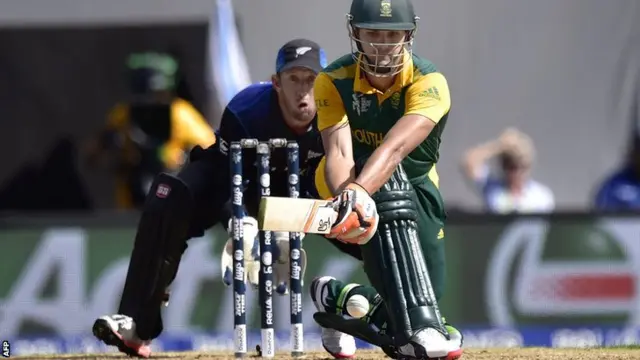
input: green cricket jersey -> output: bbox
[314,52,451,184]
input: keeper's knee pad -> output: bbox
[119,173,194,339]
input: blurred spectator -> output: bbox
[593,134,640,211]
[85,51,216,210]
[461,128,555,214]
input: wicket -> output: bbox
[229,138,304,358]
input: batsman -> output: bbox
[305,0,463,358]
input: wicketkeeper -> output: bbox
[91,39,327,358]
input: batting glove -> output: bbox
[328,183,379,245]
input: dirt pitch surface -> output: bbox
[10,348,640,360]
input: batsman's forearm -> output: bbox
[356,114,434,194]
[325,154,355,196]
[355,146,402,194]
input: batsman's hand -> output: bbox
[328,183,379,245]
[221,216,261,288]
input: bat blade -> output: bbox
[258,196,336,234]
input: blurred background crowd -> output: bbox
[1,0,639,216]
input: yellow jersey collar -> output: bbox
[353,51,414,94]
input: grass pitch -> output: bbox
[9,347,640,359]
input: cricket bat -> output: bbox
[258,196,337,234]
